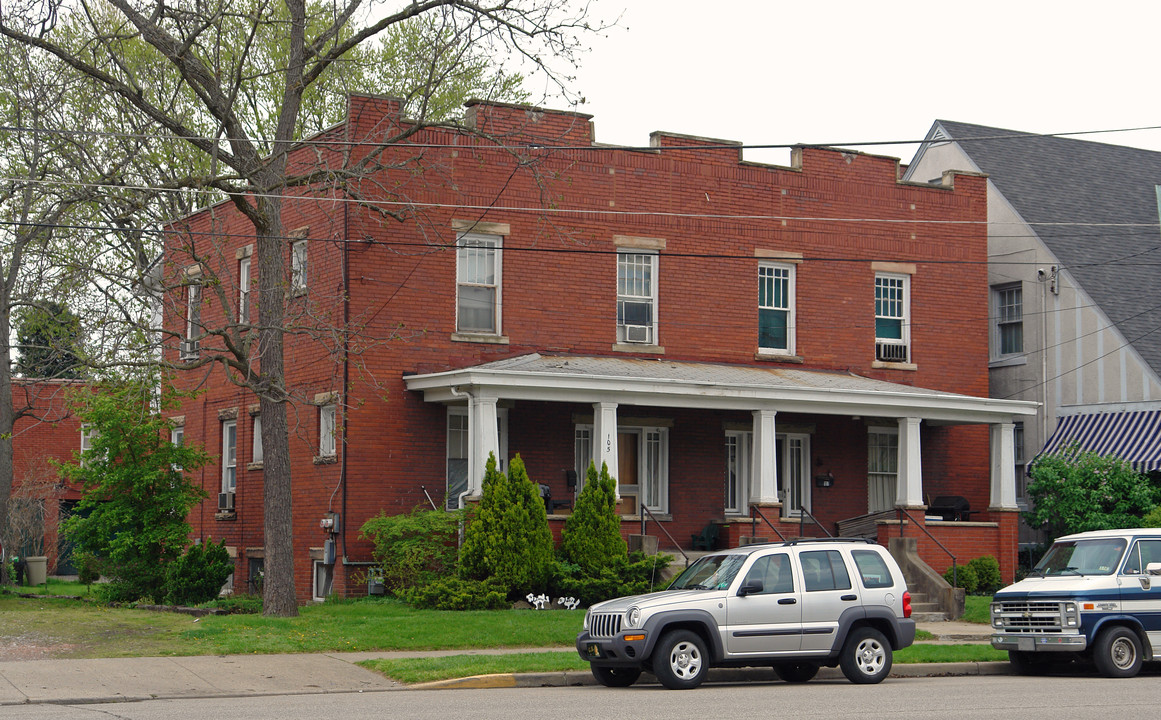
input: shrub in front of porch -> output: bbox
[559,461,626,574]
[360,506,461,595]
[459,453,554,595]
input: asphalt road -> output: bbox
[4,673,1159,720]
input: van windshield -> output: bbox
[1033,538,1127,576]
[669,554,748,590]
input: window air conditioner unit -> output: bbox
[180,339,200,358]
[624,324,651,344]
[875,341,908,363]
[218,491,235,512]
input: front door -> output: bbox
[780,434,810,518]
[726,551,802,656]
[1120,538,1161,658]
[618,431,639,513]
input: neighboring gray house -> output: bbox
[905,122,1161,542]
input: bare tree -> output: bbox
[0,0,599,614]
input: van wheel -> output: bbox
[839,627,892,684]
[652,630,708,689]
[591,665,641,687]
[774,662,818,683]
[1093,627,1143,678]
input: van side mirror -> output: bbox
[1146,562,1161,576]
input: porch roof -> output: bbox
[404,354,1037,425]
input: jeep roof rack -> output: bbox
[782,537,876,546]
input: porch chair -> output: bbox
[691,522,720,551]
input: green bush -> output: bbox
[1024,446,1156,536]
[164,539,234,606]
[75,551,101,587]
[1141,507,1161,528]
[202,593,263,614]
[459,453,554,596]
[550,551,673,606]
[560,461,626,575]
[943,562,978,594]
[360,506,460,595]
[968,555,1002,595]
[402,576,509,610]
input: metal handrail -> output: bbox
[796,506,833,538]
[640,504,690,568]
[896,506,957,587]
[749,505,788,542]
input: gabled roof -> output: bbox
[916,120,1161,376]
[404,353,1036,424]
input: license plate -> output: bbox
[586,643,602,659]
[1018,637,1034,652]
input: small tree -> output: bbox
[560,461,626,574]
[1025,446,1156,538]
[59,376,209,603]
[459,453,554,594]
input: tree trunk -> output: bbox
[0,300,15,586]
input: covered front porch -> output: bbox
[405,354,1037,581]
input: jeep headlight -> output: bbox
[625,606,642,629]
[583,609,591,631]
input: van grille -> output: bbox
[993,600,1066,633]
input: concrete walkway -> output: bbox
[0,620,999,705]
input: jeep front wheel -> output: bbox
[839,627,892,684]
[1093,626,1143,678]
[591,665,641,687]
[652,630,708,689]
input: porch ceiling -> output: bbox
[404,354,1038,424]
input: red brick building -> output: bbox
[164,95,1036,602]
[5,380,84,574]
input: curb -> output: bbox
[411,661,1012,690]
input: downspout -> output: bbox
[448,385,473,510]
[338,197,351,571]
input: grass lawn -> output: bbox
[962,595,992,624]
[360,644,1007,684]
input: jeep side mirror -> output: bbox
[738,579,763,597]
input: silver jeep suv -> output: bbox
[576,538,915,689]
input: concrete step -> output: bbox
[912,611,949,623]
[911,604,942,614]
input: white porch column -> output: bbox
[469,393,499,496]
[990,422,1017,509]
[751,409,780,504]
[593,402,619,497]
[896,417,924,507]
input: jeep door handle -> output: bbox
[841,594,858,602]
[778,598,797,605]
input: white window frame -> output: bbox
[170,425,184,472]
[183,281,201,359]
[222,419,237,493]
[251,413,263,465]
[617,251,658,344]
[614,426,670,514]
[445,406,509,510]
[758,262,796,355]
[291,239,308,295]
[992,283,1024,359]
[867,427,899,513]
[724,431,752,515]
[574,424,593,493]
[874,273,910,363]
[79,424,97,466]
[319,404,337,458]
[238,255,252,324]
[455,232,502,335]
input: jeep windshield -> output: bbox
[1032,537,1127,577]
[668,554,748,590]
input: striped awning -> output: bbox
[1037,411,1161,472]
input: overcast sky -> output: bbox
[557,1,1161,166]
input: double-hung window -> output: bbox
[758,263,795,354]
[221,420,237,493]
[867,428,898,513]
[251,413,263,465]
[238,255,252,324]
[993,284,1023,358]
[319,404,336,458]
[290,239,308,295]
[724,431,752,515]
[874,273,910,363]
[456,232,502,334]
[183,280,201,359]
[617,251,658,344]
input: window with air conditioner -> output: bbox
[617,252,657,344]
[221,419,236,494]
[874,273,910,363]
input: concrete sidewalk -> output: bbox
[0,620,999,705]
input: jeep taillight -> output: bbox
[902,590,912,619]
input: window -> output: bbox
[446,412,469,510]
[319,404,336,458]
[867,428,898,513]
[741,553,794,594]
[456,232,502,334]
[313,560,333,601]
[993,284,1023,357]
[171,425,185,471]
[724,432,751,515]
[183,281,201,359]
[1122,539,1161,575]
[852,549,895,589]
[222,420,237,493]
[251,414,263,465]
[291,239,308,294]
[574,425,593,491]
[238,255,252,323]
[758,263,795,354]
[1013,422,1026,505]
[800,549,852,592]
[874,273,910,362]
[79,425,97,466]
[617,252,658,344]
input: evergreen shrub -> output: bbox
[559,461,626,574]
[968,555,1002,595]
[943,562,978,594]
[164,539,234,606]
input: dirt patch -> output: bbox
[0,632,78,661]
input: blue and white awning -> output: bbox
[1037,411,1161,472]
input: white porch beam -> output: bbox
[896,416,924,507]
[751,409,779,504]
[990,422,1018,509]
[593,402,619,497]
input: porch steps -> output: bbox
[907,590,949,623]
